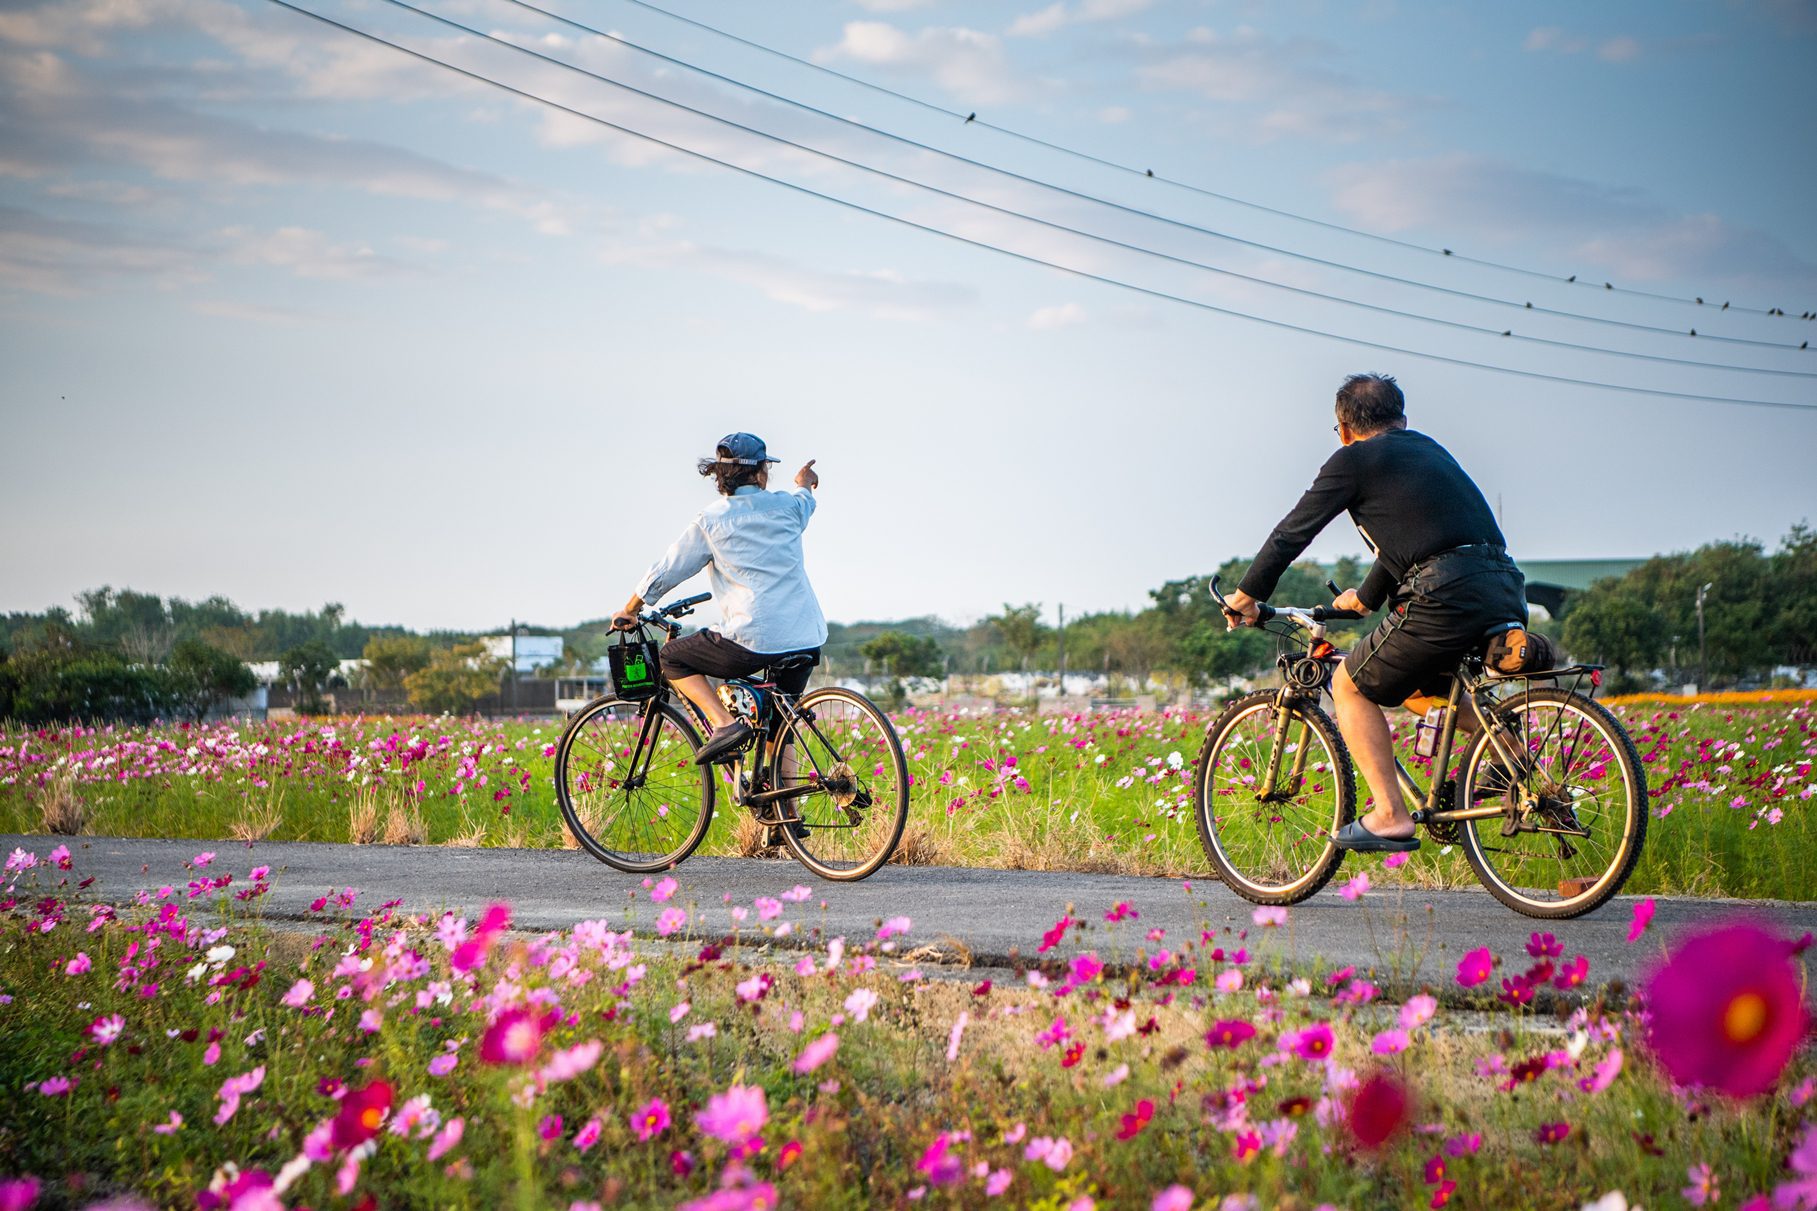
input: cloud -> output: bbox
[1027,302,1086,329]
[1131,26,1425,143]
[191,297,318,325]
[0,204,204,295]
[813,21,1025,105]
[1324,154,1817,290]
[850,0,937,10]
[605,239,977,321]
[1008,0,1152,38]
[1524,26,1644,61]
[219,226,410,280]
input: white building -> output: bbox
[482,634,565,674]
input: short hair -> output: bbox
[1335,373,1406,435]
[696,451,766,496]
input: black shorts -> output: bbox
[1344,546,1527,707]
[659,630,820,696]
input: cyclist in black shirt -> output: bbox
[1222,374,1526,852]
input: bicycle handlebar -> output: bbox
[1208,574,1365,626]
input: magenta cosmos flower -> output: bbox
[695,1084,769,1148]
[1347,1068,1412,1150]
[480,1007,552,1066]
[1644,921,1810,1098]
[331,1079,395,1150]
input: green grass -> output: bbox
[1,698,1811,899]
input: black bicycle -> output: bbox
[1193,576,1647,919]
[553,593,910,881]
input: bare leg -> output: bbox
[1332,665,1417,839]
[668,674,734,730]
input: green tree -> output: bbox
[988,603,1049,674]
[1561,593,1665,673]
[279,640,341,716]
[167,638,256,723]
[860,631,943,706]
[405,642,506,716]
[363,634,432,691]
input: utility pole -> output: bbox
[1696,583,1713,692]
[509,618,518,716]
[1057,603,1066,700]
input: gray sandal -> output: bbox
[1333,819,1422,853]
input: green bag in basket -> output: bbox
[609,626,662,701]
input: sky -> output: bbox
[2,0,1815,634]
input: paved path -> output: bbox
[9,834,1814,993]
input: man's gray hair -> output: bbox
[1335,373,1406,435]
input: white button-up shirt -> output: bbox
[634,485,828,654]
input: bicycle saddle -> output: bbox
[765,654,818,675]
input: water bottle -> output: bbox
[1414,707,1444,758]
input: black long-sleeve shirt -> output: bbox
[1237,428,1504,612]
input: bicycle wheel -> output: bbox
[555,695,714,873]
[1457,686,1647,919]
[1193,691,1356,905]
[770,687,910,881]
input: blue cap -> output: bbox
[714,432,780,466]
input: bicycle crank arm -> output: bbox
[746,783,823,805]
[1413,805,1509,824]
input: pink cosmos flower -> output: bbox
[1626,898,1655,943]
[1339,873,1371,901]
[479,1007,549,1066]
[754,897,783,921]
[1535,1122,1570,1145]
[844,988,879,1022]
[280,978,313,1008]
[331,1079,394,1150]
[656,907,689,937]
[1455,947,1494,987]
[213,1066,266,1125]
[1683,1162,1719,1207]
[428,1053,458,1077]
[192,851,216,868]
[1371,1029,1411,1056]
[1288,1022,1335,1062]
[1347,1068,1411,1150]
[1774,1124,1817,1210]
[1400,995,1438,1029]
[450,903,511,973]
[794,1032,840,1074]
[695,1084,768,1147]
[1252,906,1287,927]
[986,1169,1013,1196]
[572,1117,602,1153]
[916,1134,963,1186]
[1205,1020,1257,1049]
[1383,851,1411,869]
[1644,921,1810,1097]
[49,844,72,869]
[427,1116,464,1161]
[1579,1048,1624,1094]
[1153,1185,1195,1211]
[651,877,678,902]
[631,1098,671,1142]
[36,1077,72,1097]
[64,953,91,976]
[877,916,913,941]
[90,1014,125,1046]
[0,1178,40,1211]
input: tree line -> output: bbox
[3,528,1809,722]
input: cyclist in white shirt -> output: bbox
[612,433,827,765]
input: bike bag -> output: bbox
[608,626,663,701]
[1486,628,1557,675]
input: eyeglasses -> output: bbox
[1332,424,1341,434]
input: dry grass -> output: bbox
[347,787,381,845]
[889,821,956,867]
[36,772,88,836]
[732,812,782,858]
[228,792,283,843]
[445,823,489,848]
[382,796,427,846]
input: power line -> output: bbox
[260,0,1817,414]
[371,0,1817,381]
[608,0,1814,325]
[497,0,1810,359]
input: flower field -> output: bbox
[1,697,1812,902]
[1,841,1812,1209]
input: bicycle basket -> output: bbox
[608,626,663,700]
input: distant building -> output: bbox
[482,634,564,674]
[1516,559,1647,618]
